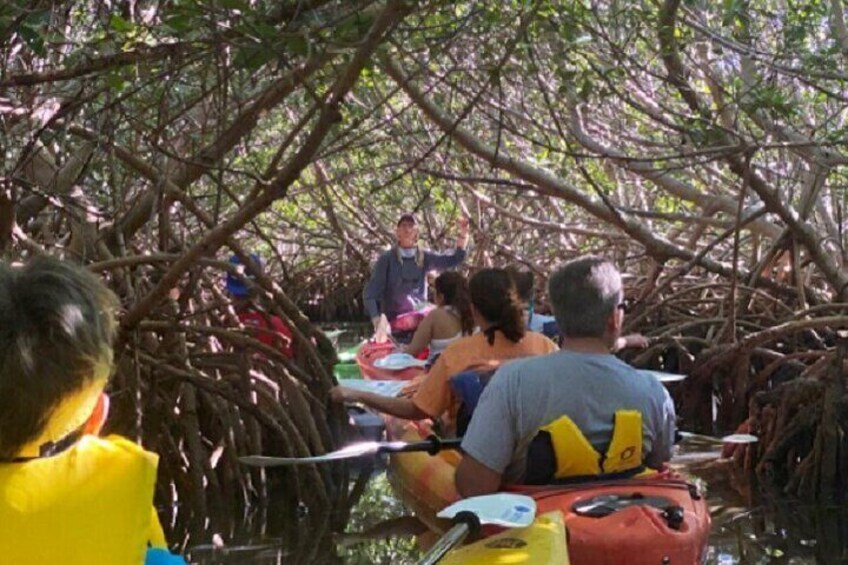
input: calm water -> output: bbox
[177,456,848,564]
[174,327,845,563]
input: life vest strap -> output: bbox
[524,410,645,484]
[602,410,643,474]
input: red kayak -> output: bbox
[355,341,426,381]
[390,306,434,333]
[387,419,711,564]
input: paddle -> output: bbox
[335,378,406,398]
[323,329,347,340]
[676,431,759,445]
[240,427,758,467]
[239,435,462,467]
[637,369,687,383]
[418,494,536,565]
[337,339,367,363]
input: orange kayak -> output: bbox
[355,341,426,381]
[387,420,711,564]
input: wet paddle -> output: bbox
[638,369,687,383]
[418,494,536,565]
[676,431,759,445]
[239,435,462,467]
[335,378,406,398]
[240,428,757,467]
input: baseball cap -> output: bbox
[226,253,262,297]
[397,213,417,226]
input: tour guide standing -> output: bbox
[363,213,469,331]
[454,256,676,498]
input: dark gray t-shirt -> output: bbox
[461,350,676,483]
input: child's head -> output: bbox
[434,271,474,335]
[0,256,118,459]
[504,266,535,305]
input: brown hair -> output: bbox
[0,256,118,459]
[505,266,535,303]
[434,271,474,335]
[469,268,525,345]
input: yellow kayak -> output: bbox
[440,511,569,564]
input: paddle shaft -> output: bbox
[239,435,463,467]
[418,511,480,565]
[676,431,758,445]
[391,437,462,455]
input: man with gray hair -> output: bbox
[455,256,675,497]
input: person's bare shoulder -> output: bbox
[526,330,559,352]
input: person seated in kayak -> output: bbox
[506,266,558,338]
[455,257,675,497]
[227,253,296,359]
[508,265,650,350]
[331,268,557,429]
[400,271,474,366]
[363,212,469,341]
[0,256,182,563]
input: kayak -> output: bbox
[441,511,568,564]
[387,419,710,565]
[355,341,426,381]
[391,306,434,333]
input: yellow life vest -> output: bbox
[533,410,644,481]
[0,434,166,565]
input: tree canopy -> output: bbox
[4,0,848,554]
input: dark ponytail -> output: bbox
[435,271,474,336]
[469,268,525,345]
[505,266,535,304]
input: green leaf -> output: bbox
[106,72,127,90]
[109,14,134,33]
[163,15,192,33]
[233,44,275,70]
[221,0,248,10]
[19,25,46,56]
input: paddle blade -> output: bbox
[324,329,346,340]
[638,369,687,383]
[438,493,536,528]
[240,442,384,467]
[677,431,758,445]
[374,353,427,370]
[336,378,406,398]
[721,433,758,444]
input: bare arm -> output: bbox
[329,387,430,420]
[455,454,502,497]
[614,333,649,351]
[403,312,435,357]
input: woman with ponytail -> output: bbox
[402,271,474,365]
[331,268,557,430]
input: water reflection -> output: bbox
[170,438,848,564]
[707,499,848,564]
[169,326,848,563]
[177,471,421,564]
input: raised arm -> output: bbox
[424,217,469,271]
[425,247,467,271]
